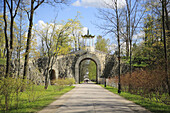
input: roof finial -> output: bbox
[87,29,89,35]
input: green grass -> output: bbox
[0,85,75,113]
[100,85,170,113]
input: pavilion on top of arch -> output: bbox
[81,29,95,52]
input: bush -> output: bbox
[0,77,23,111]
[53,78,75,91]
[65,78,75,86]
[25,80,45,102]
[120,66,170,104]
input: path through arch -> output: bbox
[75,53,101,84]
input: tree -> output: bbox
[88,61,96,81]
[0,14,5,58]
[87,35,110,84]
[70,13,83,51]
[3,0,21,77]
[80,60,88,82]
[142,0,169,95]
[162,0,169,95]
[96,0,145,92]
[125,0,145,92]
[96,0,126,93]
[95,35,111,53]
[36,17,80,89]
[22,0,68,87]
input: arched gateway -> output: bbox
[36,30,129,85]
[75,53,101,84]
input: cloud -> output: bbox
[37,20,47,29]
[82,27,88,35]
[72,0,126,8]
[133,31,145,39]
[35,20,89,46]
[72,0,81,7]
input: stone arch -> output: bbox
[49,69,56,85]
[75,53,101,84]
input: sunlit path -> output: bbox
[38,82,151,113]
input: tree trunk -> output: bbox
[126,0,132,92]
[126,38,129,59]
[3,0,10,77]
[23,0,34,86]
[44,67,49,89]
[126,11,129,59]
[162,0,169,95]
[115,0,121,94]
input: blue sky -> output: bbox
[34,0,103,37]
[33,0,144,53]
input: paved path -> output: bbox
[38,83,151,113]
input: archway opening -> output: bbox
[79,59,97,83]
[75,53,101,84]
[49,69,56,85]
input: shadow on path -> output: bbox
[38,83,152,113]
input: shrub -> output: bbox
[0,77,23,111]
[53,78,75,91]
[120,66,170,104]
[65,78,75,86]
[25,80,45,102]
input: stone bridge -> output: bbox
[56,49,106,84]
[36,48,129,84]
[8,47,129,85]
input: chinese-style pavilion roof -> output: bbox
[81,34,95,38]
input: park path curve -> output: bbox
[38,83,151,113]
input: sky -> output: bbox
[33,0,144,52]
[34,0,104,38]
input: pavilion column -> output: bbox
[89,37,91,47]
[85,38,87,46]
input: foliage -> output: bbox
[69,13,83,51]
[88,61,96,81]
[95,35,111,53]
[25,80,45,102]
[0,58,6,65]
[131,40,167,67]
[79,60,88,82]
[53,78,75,91]
[0,77,24,111]
[101,84,170,113]
[0,14,5,58]
[85,35,110,82]
[0,78,74,112]
[119,66,170,104]
[35,17,80,89]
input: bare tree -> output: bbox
[22,0,68,86]
[3,0,21,77]
[125,0,145,92]
[96,0,126,93]
[70,19,82,51]
[96,0,145,92]
[37,17,78,89]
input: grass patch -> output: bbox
[100,85,170,113]
[0,85,74,113]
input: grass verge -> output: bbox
[100,85,170,113]
[0,85,74,113]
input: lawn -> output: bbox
[100,85,170,113]
[0,85,75,113]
